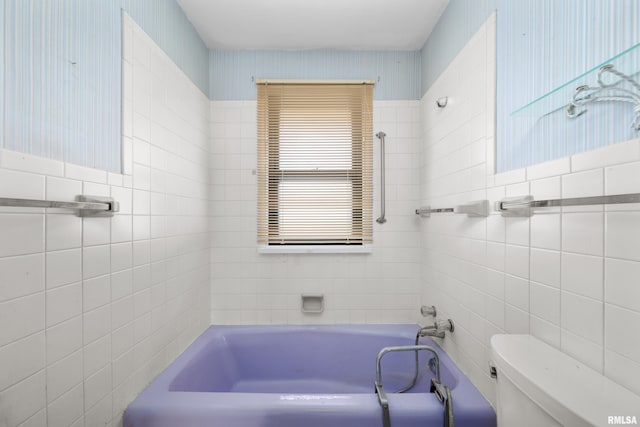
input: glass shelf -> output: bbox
[510,41,640,118]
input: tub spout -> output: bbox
[418,325,444,339]
[418,319,454,339]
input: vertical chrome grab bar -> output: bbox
[376,131,387,224]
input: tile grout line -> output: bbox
[559,177,564,353]
[43,178,49,425]
[601,171,606,374]
[81,179,87,424]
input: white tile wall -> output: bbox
[0,15,210,427]
[209,99,422,325]
[420,12,640,406]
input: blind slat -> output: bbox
[257,82,373,245]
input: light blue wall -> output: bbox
[420,0,495,93]
[8,1,637,172]
[209,50,422,100]
[421,0,640,172]
[2,0,208,173]
[496,0,640,172]
[122,0,209,92]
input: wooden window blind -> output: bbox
[257,81,374,245]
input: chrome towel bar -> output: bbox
[416,207,454,216]
[416,200,489,218]
[0,195,119,217]
[495,193,640,217]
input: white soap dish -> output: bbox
[301,294,324,314]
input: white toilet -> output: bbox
[491,334,640,427]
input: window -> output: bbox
[257,81,374,246]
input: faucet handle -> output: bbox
[420,305,437,317]
[434,319,454,333]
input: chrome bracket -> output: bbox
[494,195,533,217]
[454,199,490,217]
[76,195,120,217]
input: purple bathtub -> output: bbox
[123,324,495,427]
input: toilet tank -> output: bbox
[491,334,640,427]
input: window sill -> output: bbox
[257,245,372,254]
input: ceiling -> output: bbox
[177,0,449,51]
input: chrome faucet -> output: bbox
[418,319,455,339]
